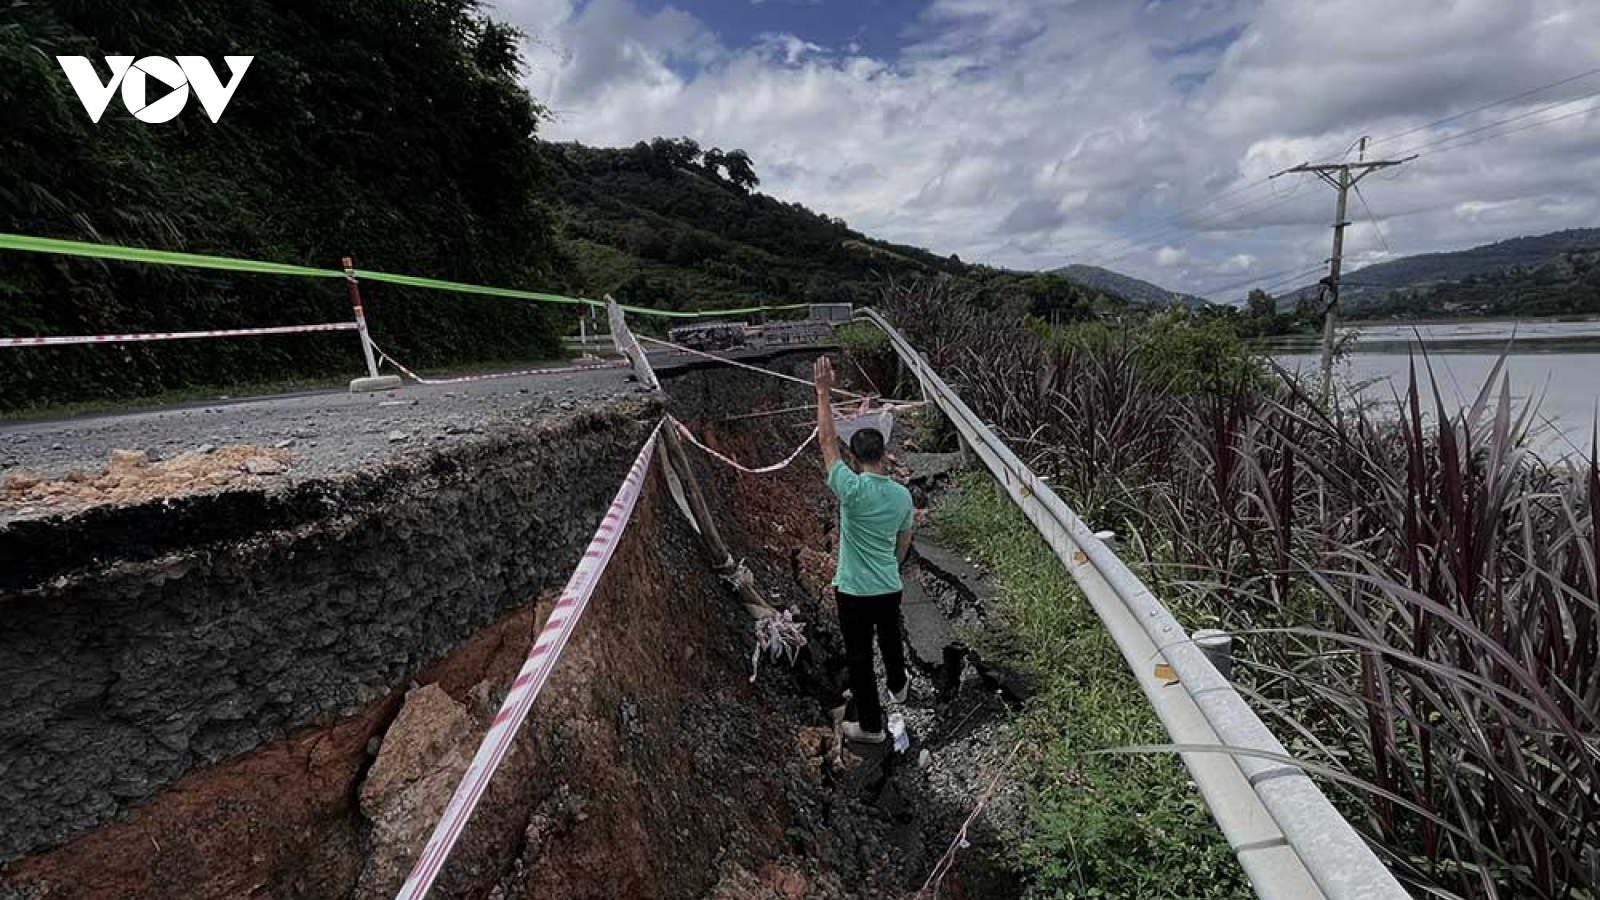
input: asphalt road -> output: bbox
[0,347,819,494]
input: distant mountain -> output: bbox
[1055,264,1210,309]
[1280,228,1600,308]
[1348,247,1600,320]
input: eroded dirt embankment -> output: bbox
[1,351,1022,900]
[0,393,660,872]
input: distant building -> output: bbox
[809,303,854,323]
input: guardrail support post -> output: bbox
[343,255,402,393]
[1194,629,1233,680]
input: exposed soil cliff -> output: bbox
[1,352,1022,900]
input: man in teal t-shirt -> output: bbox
[814,356,914,744]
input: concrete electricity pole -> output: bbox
[1275,138,1414,394]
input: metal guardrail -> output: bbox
[861,309,1411,900]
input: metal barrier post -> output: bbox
[343,255,401,392]
[1194,629,1234,681]
[605,294,659,391]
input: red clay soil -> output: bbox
[0,601,536,900]
[690,420,835,577]
[0,472,801,900]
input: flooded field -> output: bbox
[1271,319,1600,459]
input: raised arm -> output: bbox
[814,356,841,470]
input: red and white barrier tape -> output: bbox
[0,321,358,348]
[635,334,869,400]
[374,345,629,385]
[715,398,928,423]
[392,423,661,900]
[669,416,818,475]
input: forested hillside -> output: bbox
[540,140,1127,320]
[1350,247,1600,319]
[543,140,962,309]
[1275,228,1600,316]
[1055,264,1209,309]
[0,0,569,410]
[1341,228,1600,295]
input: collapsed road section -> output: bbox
[0,347,1027,900]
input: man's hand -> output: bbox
[813,355,835,396]
[814,356,841,469]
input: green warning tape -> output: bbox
[0,233,809,320]
[0,233,338,279]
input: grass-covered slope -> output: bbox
[933,474,1249,899]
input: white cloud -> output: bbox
[489,0,1600,298]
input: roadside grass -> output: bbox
[831,320,887,353]
[934,471,1250,900]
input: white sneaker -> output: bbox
[842,721,887,744]
[890,682,910,704]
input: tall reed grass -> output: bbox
[880,279,1599,899]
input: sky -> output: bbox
[488,0,1600,300]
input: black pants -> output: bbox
[837,589,907,733]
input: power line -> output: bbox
[1365,65,1600,149]
[1063,69,1531,269]
[1201,264,1316,297]
[1200,263,1325,301]
[1070,65,1600,292]
[1352,182,1393,257]
[1069,178,1275,262]
[1415,98,1600,158]
[1081,186,1312,269]
[1269,169,1310,197]
[1256,265,1328,296]
[1150,87,1589,274]
[1394,84,1600,156]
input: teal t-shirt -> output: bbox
[827,460,914,595]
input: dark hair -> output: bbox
[849,427,885,463]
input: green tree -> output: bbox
[722,149,759,192]
[702,147,726,180]
[1141,309,1263,396]
[1023,273,1092,323]
[1246,288,1276,318]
